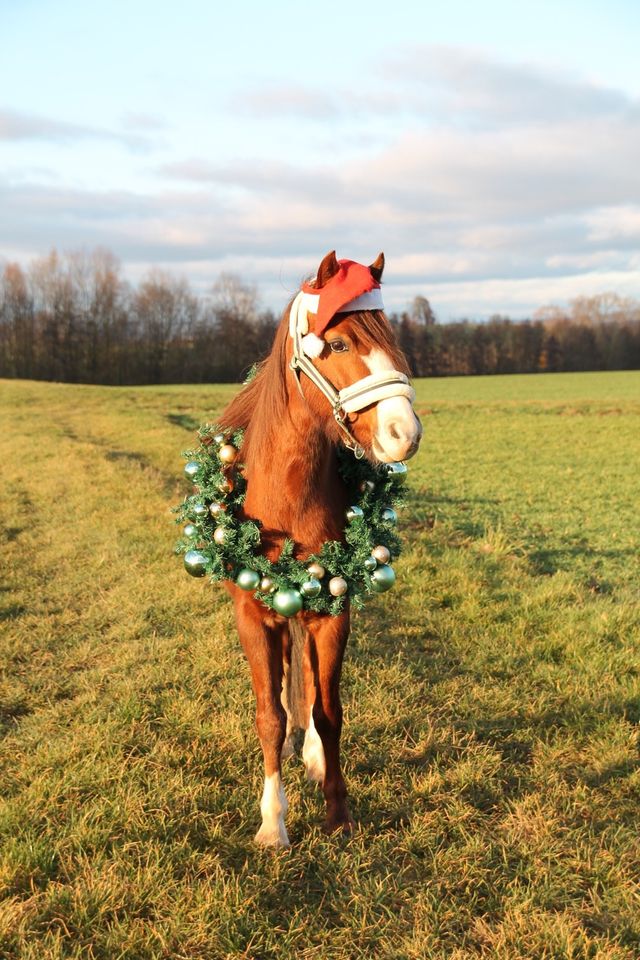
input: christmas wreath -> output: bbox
[173,424,408,616]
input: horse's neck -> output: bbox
[242,409,348,557]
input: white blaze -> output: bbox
[364,348,421,462]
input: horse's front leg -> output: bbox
[233,591,289,848]
[306,609,354,834]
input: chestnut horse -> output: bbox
[218,251,422,847]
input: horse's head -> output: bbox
[288,251,422,463]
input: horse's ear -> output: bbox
[316,250,340,288]
[369,252,385,283]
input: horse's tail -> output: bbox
[286,618,310,732]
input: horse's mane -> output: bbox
[217,299,293,470]
[217,301,408,471]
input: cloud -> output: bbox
[388,45,636,125]
[0,107,154,149]
[3,47,640,318]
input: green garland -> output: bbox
[173,423,408,616]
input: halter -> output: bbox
[288,290,415,458]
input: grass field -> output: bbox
[1,371,639,960]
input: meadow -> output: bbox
[1,371,639,959]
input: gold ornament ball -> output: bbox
[260,576,276,593]
[213,526,228,546]
[328,576,348,597]
[218,478,233,494]
[372,545,391,564]
[307,562,325,579]
[209,501,226,517]
[219,444,238,464]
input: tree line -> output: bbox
[1,248,639,384]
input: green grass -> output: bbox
[1,371,639,959]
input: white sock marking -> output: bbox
[303,708,326,784]
[255,772,290,848]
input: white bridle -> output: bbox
[288,290,416,458]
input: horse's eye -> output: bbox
[329,339,348,353]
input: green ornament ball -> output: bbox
[371,563,396,593]
[381,507,398,525]
[386,462,408,485]
[183,522,199,539]
[346,505,364,522]
[184,461,200,481]
[363,555,377,572]
[236,569,260,591]
[273,588,303,617]
[184,549,207,577]
[301,577,322,598]
[192,503,208,518]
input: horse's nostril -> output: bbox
[389,421,401,440]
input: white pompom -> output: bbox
[301,333,325,358]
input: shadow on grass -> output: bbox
[167,412,200,432]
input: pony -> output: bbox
[217,250,422,847]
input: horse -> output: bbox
[216,250,422,847]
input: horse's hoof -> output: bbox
[323,814,355,837]
[281,736,295,761]
[254,824,291,849]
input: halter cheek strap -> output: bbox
[288,290,415,458]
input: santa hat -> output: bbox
[293,254,385,358]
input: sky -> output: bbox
[1,0,639,319]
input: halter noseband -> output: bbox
[288,290,415,458]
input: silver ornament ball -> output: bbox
[363,555,377,572]
[346,505,364,522]
[385,462,408,485]
[359,479,375,494]
[192,502,208,518]
[301,577,322,598]
[183,522,199,539]
[381,507,398,525]
[184,461,200,482]
[213,432,226,446]
[209,501,226,517]
[184,549,207,577]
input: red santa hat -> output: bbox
[293,253,385,358]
